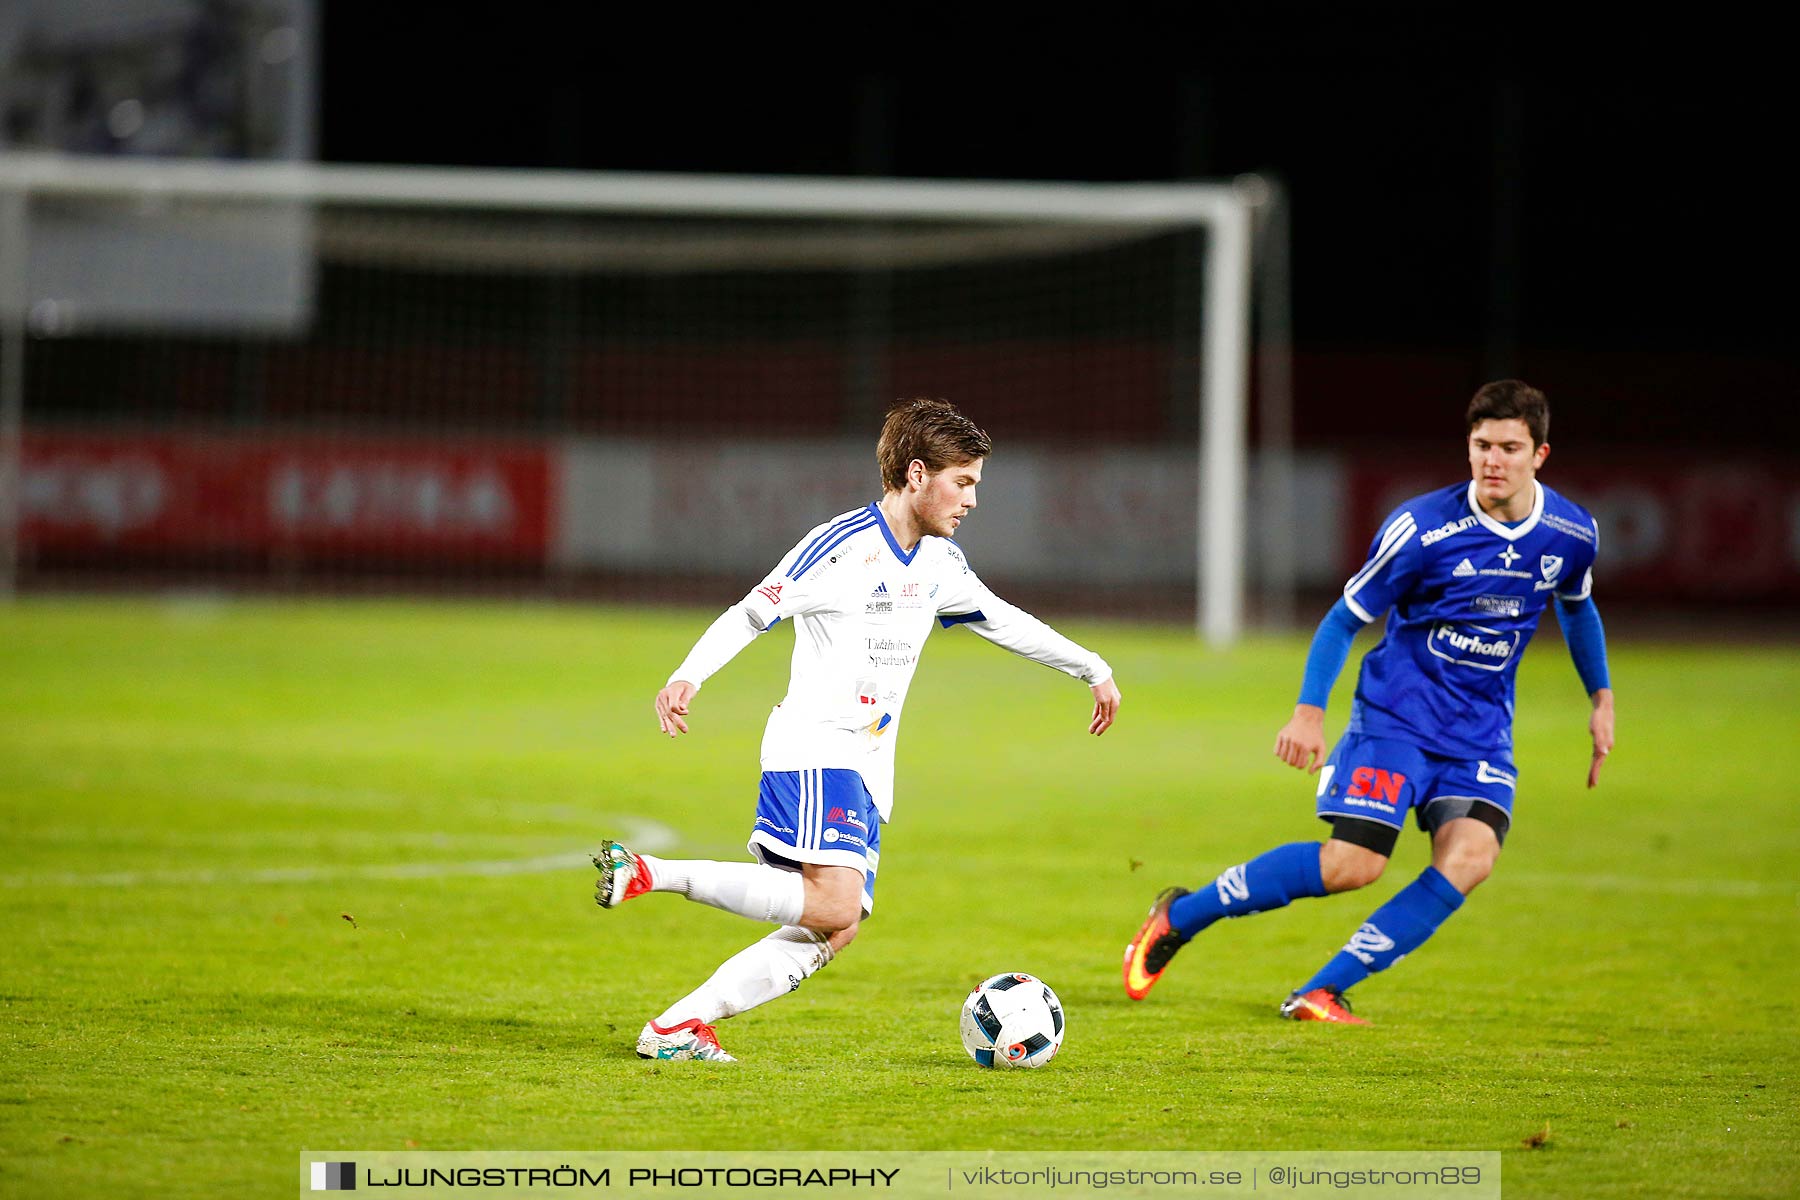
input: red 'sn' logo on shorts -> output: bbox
[1346,767,1407,804]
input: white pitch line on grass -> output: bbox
[0,817,679,889]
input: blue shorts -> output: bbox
[1314,733,1516,844]
[748,769,882,914]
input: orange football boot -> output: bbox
[1278,987,1370,1025]
[1122,887,1190,1000]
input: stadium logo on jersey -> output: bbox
[1496,545,1522,568]
[1474,594,1523,617]
[1452,558,1477,578]
[1428,621,1520,671]
[1421,514,1479,546]
[1344,922,1396,967]
[1216,864,1250,906]
[756,582,783,606]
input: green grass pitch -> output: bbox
[1,598,1795,1197]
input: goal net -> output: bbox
[0,156,1259,640]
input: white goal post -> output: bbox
[0,153,1278,643]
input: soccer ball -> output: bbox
[959,972,1065,1068]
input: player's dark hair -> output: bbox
[877,398,992,492]
[1466,380,1549,447]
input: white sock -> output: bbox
[638,855,806,926]
[652,926,836,1027]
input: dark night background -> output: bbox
[315,15,1794,455]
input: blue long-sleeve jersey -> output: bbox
[1329,480,1602,758]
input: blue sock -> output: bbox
[1168,842,1327,938]
[1300,866,1465,996]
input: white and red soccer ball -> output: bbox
[959,972,1065,1069]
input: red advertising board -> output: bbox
[20,431,552,564]
[1343,459,1800,602]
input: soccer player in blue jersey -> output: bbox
[1123,380,1615,1023]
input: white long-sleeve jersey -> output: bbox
[669,503,1112,822]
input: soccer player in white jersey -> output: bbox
[594,398,1123,1062]
[1123,380,1616,1023]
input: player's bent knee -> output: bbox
[1319,836,1389,893]
[798,888,862,933]
[799,898,860,933]
[1437,844,1497,893]
[799,864,865,932]
[1432,818,1501,894]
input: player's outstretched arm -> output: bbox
[1275,598,1365,773]
[1274,704,1327,773]
[1586,687,1615,788]
[1554,595,1613,788]
[1088,677,1121,736]
[655,680,698,738]
[936,586,1116,734]
[655,594,785,739]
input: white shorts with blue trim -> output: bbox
[748,768,882,914]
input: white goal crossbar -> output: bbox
[0,153,1268,643]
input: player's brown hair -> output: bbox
[877,398,992,492]
[1466,379,1550,447]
